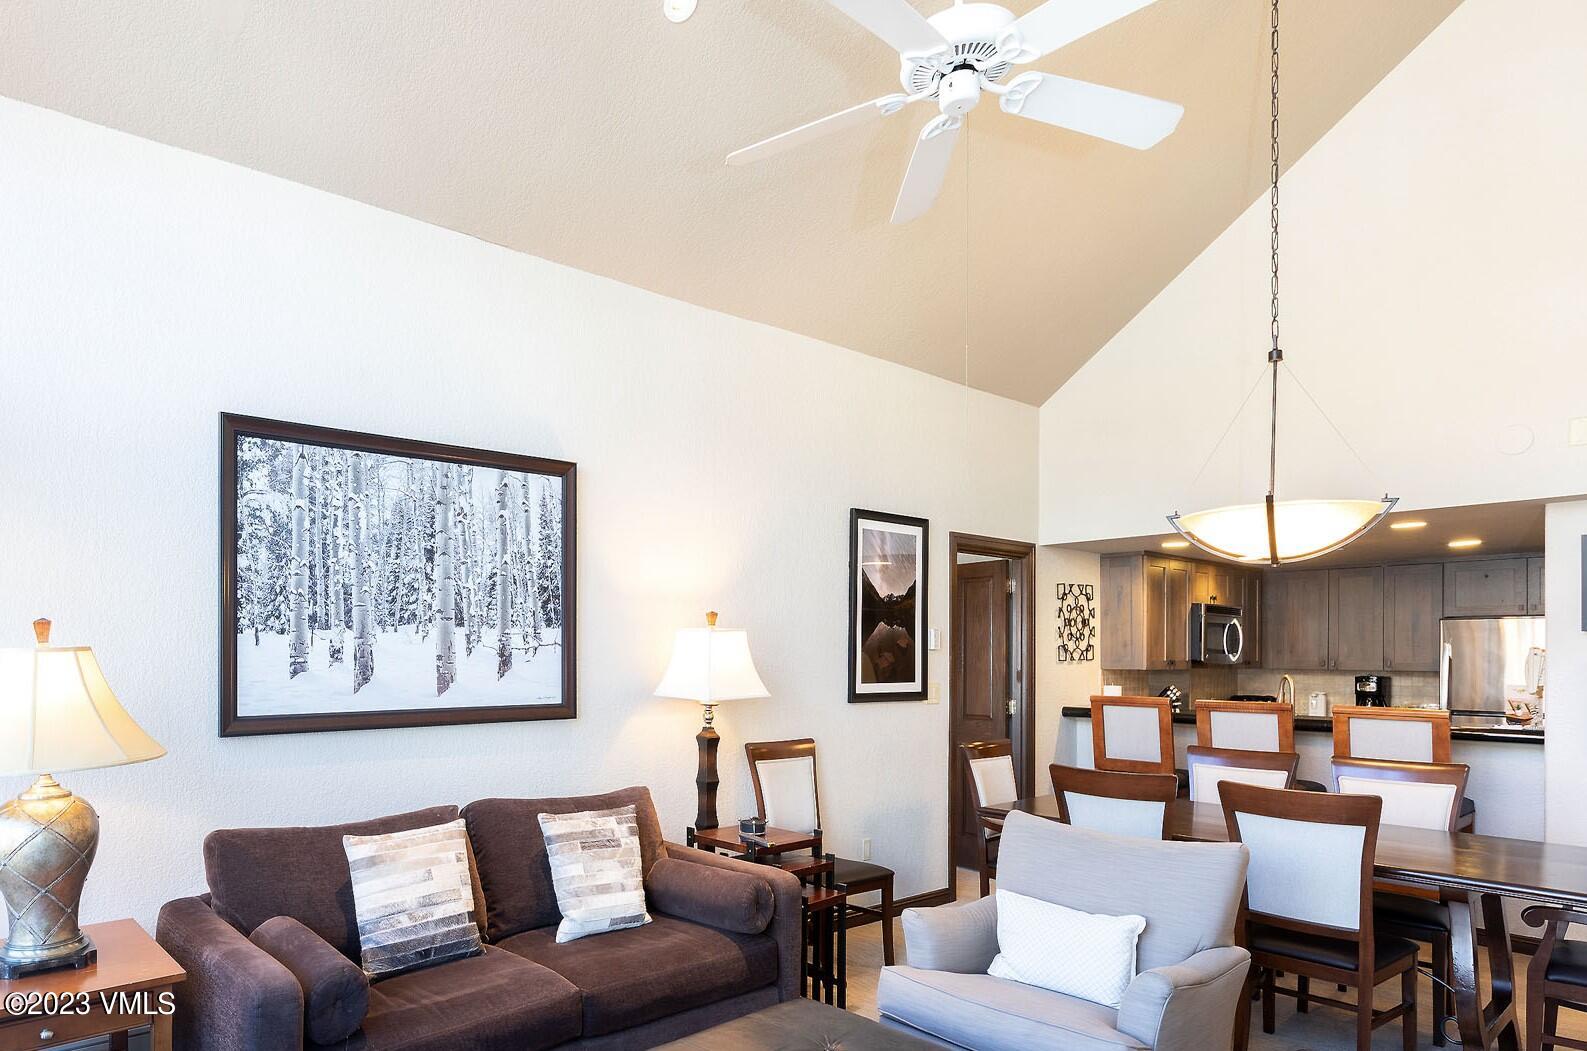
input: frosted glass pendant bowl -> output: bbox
[1168,497,1397,566]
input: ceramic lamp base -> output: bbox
[0,774,100,979]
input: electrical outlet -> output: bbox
[925,682,940,704]
[862,838,873,861]
[1571,417,1587,447]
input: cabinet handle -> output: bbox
[40,1030,54,1042]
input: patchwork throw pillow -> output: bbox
[342,818,482,978]
[536,804,651,943]
[987,888,1146,1008]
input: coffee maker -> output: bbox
[1354,674,1391,707]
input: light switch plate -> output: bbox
[1571,417,1587,447]
[925,682,940,704]
[927,627,940,650]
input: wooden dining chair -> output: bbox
[1521,904,1587,1051]
[745,738,897,965]
[1332,706,1474,830]
[1049,764,1178,839]
[1184,745,1298,807]
[1332,756,1471,1046]
[959,740,1015,897]
[1195,700,1296,752]
[1219,782,1418,1051]
[1089,694,1176,775]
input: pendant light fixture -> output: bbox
[1167,0,1394,566]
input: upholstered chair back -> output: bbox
[1195,701,1295,752]
[996,809,1248,972]
[1049,764,1177,840]
[1331,757,1469,832]
[1332,706,1452,764]
[745,739,821,833]
[1220,783,1381,936]
[1184,746,1298,807]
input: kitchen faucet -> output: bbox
[1278,674,1296,710]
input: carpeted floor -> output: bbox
[838,869,1584,1049]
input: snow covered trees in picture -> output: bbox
[220,414,576,735]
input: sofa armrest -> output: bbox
[1116,945,1250,1051]
[156,896,306,1051]
[662,843,803,1001]
[900,894,998,974]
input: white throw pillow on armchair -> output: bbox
[987,888,1147,1008]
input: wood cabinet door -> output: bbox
[1328,566,1385,671]
[1528,557,1545,615]
[1192,565,1239,606]
[1100,556,1143,668]
[1384,563,1443,672]
[1164,561,1191,667]
[1272,570,1330,671]
[1241,572,1262,666]
[1444,558,1529,616]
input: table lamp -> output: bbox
[654,611,768,830]
[0,619,165,978]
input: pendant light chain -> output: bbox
[1263,0,1282,556]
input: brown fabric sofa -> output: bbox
[156,787,802,1050]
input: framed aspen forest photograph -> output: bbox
[219,414,576,736]
[848,508,928,702]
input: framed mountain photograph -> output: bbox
[848,508,928,702]
[219,414,576,736]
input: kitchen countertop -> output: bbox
[1059,705,1545,745]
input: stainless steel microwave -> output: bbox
[1190,603,1245,664]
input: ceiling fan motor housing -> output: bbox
[902,2,1015,98]
[937,69,982,116]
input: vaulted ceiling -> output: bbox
[0,0,1460,403]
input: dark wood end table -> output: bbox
[0,920,185,1051]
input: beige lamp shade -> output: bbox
[654,614,769,704]
[0,640,165,777]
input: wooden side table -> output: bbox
[0,920,185,1051]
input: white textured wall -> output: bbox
[0,98,1037,929]
[1034,547,1101,772]
[1545,501,1587,846]
[1038,0,1587,545]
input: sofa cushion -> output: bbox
[877,966,1146,1051]
[206,806,471,959]
[249,915,369,1044]
[996,809,1248,973]
[499,915,778,1036]
[463,787,665,941]
[987,889,1145,1008]
[538,805,652,943]
[308,945,581,1051]
[344,819,483,977]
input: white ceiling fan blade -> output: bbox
[997,0,1161,63]
[891,115,961,224]
[825,0,947,57]
[727,93,917,166]
[999,72,1183,149]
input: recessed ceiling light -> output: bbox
[1448,538,1483,549]
[1161,540,1190,549]
[663,0,696,22]
[1390,521,1428,530]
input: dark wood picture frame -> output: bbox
[848,508,929,703]
[219,413,577,736]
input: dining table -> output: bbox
[981,794,1587,1051]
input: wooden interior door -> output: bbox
[952,558,1010,869]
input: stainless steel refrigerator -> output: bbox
[1439,616,1546,715]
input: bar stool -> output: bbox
[1089,694,1186,791]
[1195,700,1324,792]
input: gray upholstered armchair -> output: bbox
[878,811,1251,1051]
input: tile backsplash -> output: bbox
[1098,667,1441,710]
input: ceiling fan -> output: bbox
[727,0,1184,223]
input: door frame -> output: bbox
[946,531,1036,900]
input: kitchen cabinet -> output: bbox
[1444,558,1530,617]
[1265,570,1330,671]
[1383,563,1444,672]
[1100,554,1193,670]
[1528,556,1546,614]
[1329,566,1385,670]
